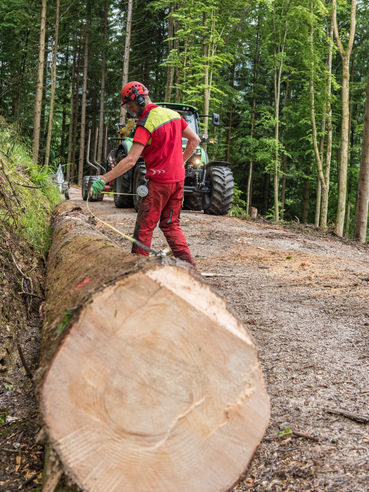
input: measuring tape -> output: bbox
[100,185,148,198]
[85,189,164,259]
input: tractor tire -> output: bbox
[133,162,147,212]
[114,171,133,208]
[81,176,90,201]
[89,176,104,202]
[183,192,203,211]
[203,166,234,216]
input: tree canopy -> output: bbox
[0,0,368,240]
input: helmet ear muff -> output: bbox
[131,86,146,107]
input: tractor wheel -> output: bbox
[183,192,203,211]
[203,166,234,216]
[89,176,104,202]
[133,162,147,212]
[114,171,133,208]
[82,176,90,201]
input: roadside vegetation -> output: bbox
[0,119,61,490]
[0,116,61,252]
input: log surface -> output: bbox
[40,201,270,492]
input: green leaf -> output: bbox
[278,427,292,437]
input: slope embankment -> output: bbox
[0,120,60,490]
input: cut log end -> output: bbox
[41,265,269,492]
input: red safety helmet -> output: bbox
[121,81,149,105]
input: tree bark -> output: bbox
[332,0,357,236]
[247,19,261,216]
[97,0,109,165]
[272,0,290,223]
[32,0,47,164]
[165,4,175,102]
[67,34,77,181]
[225,64,235,163]
[302,173,310,224]
[247,96,256,216]
[39,201,270,492]
[45,0,60,168]
[320,17,334,230]
[202,11,210,152]
[120,0,133,124]
[78,5,90,186]
[353,68,369,242]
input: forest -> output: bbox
[0,0,368,241]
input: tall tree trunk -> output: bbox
[281,154,287,220]
[202,12,210,152]
[315,178,321,227]
[247,97,256,216]
[272,0,289,223]
[60,62,68,167]
[32,0,47,164]
[39,42,49,165]
[72,58,81,183]
[225,64,235,162]
[15,30,29,124]
[262,172,270,215]
[302,172,310,224]
[353,68,369,242]
[60,45,69,165]
[246,19,261,215]
[332,0,356,236]
[97,0,109,165]
[165,4,174,101]
[45,0,60,168]
[78,5,90,186]
[174,34,180,103]
[120,0,133,124]
[67,35,77,181]
[320,18,334,229]
[310,1,326,228]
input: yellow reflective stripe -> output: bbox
[143,107,181,134]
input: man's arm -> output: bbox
[101,142,144,183]
[182,126,201,163]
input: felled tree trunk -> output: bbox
[39,201,270,492]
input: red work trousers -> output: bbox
[132,180,196,267]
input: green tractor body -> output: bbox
[158,103,234,215]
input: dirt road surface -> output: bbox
[70,186,368,491]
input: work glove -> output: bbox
[91,177,106,197]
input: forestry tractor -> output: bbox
[82,103,234,215]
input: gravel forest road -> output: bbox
[73,186,369,491]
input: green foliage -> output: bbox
[231,181,247,217]
[0,117,61,252]
[278,427,292,437]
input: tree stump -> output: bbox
[39,201,270,492]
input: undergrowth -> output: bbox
[231,182,247,217]
[0,117,61,252]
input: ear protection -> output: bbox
[131,87,146,107]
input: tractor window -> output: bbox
[177,110,198,135]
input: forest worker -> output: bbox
[91,81,200,267]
